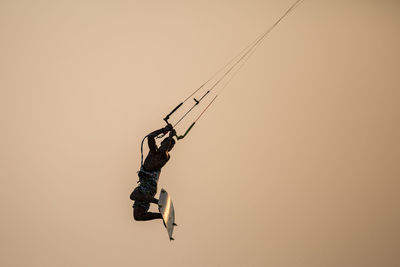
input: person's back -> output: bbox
[143,137,174,171]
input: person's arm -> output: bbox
[147,125,172,151]
[162,129,176,152]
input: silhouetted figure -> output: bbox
[130,125,176,221]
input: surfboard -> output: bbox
[158,188,177,240]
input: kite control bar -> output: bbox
[156,102,183,139]
[160,91,214,140]
[163,102,183,125]
[159,96,206,140]
[161,100,198,140]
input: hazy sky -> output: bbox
[1,0,399,266]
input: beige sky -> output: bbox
[1,0,399,266]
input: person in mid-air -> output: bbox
[130,124,176,221]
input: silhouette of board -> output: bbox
[158,188,176,240]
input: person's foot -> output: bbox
[150,197,159,205]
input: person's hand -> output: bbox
[170,129,176,136]
[164,124,173,132]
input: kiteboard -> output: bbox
[158,188,176,241]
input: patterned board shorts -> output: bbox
[133,167,160,211]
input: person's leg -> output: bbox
[133,206,163,221]
[130,187,158,204]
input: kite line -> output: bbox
[159,0,305,140]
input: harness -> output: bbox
[137,165,160,184]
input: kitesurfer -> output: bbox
[130,124,176,221]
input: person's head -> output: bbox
[161,137,176,151]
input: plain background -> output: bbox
[1,0,399,266]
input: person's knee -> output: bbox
[133,208,145,221]
[134,213,143,221]
[131,188,145,201]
